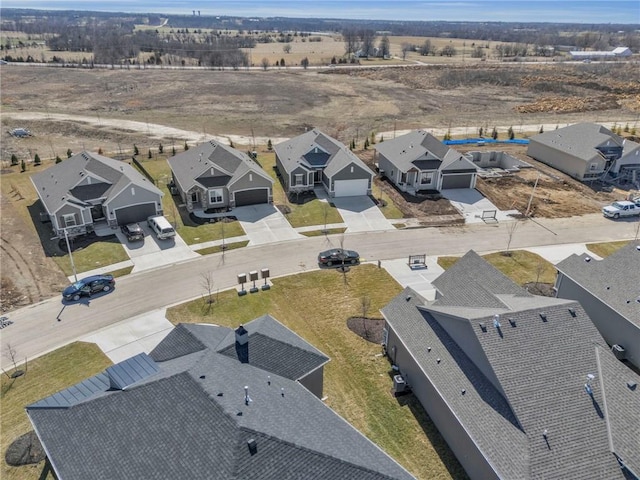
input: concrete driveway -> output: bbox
[441,189,520,224]
[234,204,303,245]
[115,224,199,273]
[331,196,395,233]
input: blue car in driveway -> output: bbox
[62,274,115,301]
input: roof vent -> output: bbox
[493,315,501,329]
[585,257,591,262]
[627,381,637,390]
[244,386,252,405]
[479,322,487,332]
[405,295,412,301]
[247,439,258,455]
[568,308,576,317]
[540,312,547,322]
[508,318,517,327]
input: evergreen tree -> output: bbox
[159,143,164,154]
[148,149,153,159]
[172,146,176,155]
[184,141,189,151]
[229,140,234,148]
[267,139,273,151]
[379,135,384,143]
[20,159,26,172]
[98,147,103,155]
[55,156,62,164]
[624,123,629,133]
[370,132,376,145]
[133,144,139,156]
[491,127,498,140]
[364,138,370,150]
[34,153,41,165]
[443,130,452,141]
[301,57,309,69]
[539,125,544,134]
[66,148,73,158]
[478,127,484,137]
[508,126,515,140]
[10,154,18,166]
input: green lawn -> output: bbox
[1,343,112,480]
[372,188,405,220]
[258,152,344,228]
[167,264,466,480]
[53,236,130,276]
[195,240,250,255]
[301,227,347,237]
[438,250,557,286]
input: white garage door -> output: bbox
[334,179,368,197]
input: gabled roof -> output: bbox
[555,241,640,326]
[168,141,273,193]
[528,123,627,164]
[28,315,414,480]
[274,129,374,178]
[31,152,162,214]
[382,251,640,479]
[374,130,476,173]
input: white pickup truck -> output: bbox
[602,200,640,219]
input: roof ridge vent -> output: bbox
[539,312,547,322]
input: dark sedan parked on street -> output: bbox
[62,274,115,301]
[121,223,145,242]
[318,248,360,267]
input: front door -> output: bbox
[314,170,322,184]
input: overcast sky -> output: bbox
[5,0,640,24]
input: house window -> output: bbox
[350,166,354,173]
[62,213,77,227]
[130,187,135,196]
[249,173,253,182]
[589,163,598,171]
[209,189,223,204]
[294,174,304,186]
[420,172,434,184]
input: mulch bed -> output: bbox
[523,282,556,297]
[57,232,118,253]
[347,316,385,344]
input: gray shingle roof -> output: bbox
[31,152,162,214]
[555,241,640,326]
[382,251,640,479]
[273,129,374,179]
[374,130,476,173]
[528,123,626,163]
[168,141,272,194]
[28,316,413,480]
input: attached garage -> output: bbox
[441,174,474,190]
[114,203,157,225]
[334,179,369,197]
[235,189,269,206]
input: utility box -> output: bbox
[612,344,626,360]
[392,375,407,394]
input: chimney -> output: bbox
[235,325,248,345]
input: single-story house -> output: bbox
[381,250,640,480]
[274,129,375,197]
[168,141,274,212]
[31,152,164,238]
[569,47,632,60]
[27,315,415,480]
[374,130,478,193]
[554,241,640,369]
[527,123,640,182]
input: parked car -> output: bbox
[318,248,360,267]
[602,201,640,219]
[121,223,145,242]
[62,274,115,301]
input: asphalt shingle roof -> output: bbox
[28,316,413,480]
[382,251,640,479]
[374,130,476,173]
[31,152,162,214]
[528,123,628,163]
[273,129,374,179]
[555,241,640,326]
[168,141,272,194]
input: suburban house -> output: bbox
[554,241,640,370]
[31,151,163,238]
[527,123,640,184]
[374,130,478,193]
[274,129,375,197]
[27,315,415,480]
[168,141,274,212]
[569,46,632,60]
[381,251,640,480]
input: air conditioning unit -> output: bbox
[612,344,626,360]
[392,375,407,394]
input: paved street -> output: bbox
[1,213,638,368]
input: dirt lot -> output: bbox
[0,62,638,310]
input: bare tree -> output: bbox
[342,27,359,56]
[504,220,519,256]
[282,44,291,54]
[2,343,27,380]
[401,42,412,60]
[378,35,390,58]
[361,294,371,318]
[260,57,269,70]
[200,271,215,312]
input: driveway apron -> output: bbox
[331,196,395,233]
[234,204,303,245]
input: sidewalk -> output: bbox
[80,242,600,363]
